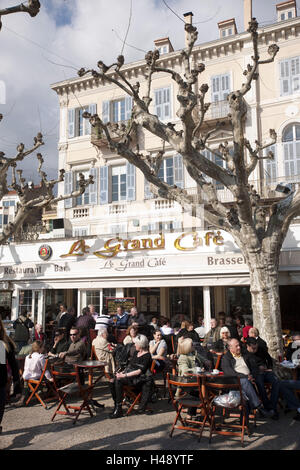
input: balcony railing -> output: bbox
[205,100,230,121]
[73,208,89,218]
[109,204,127,215]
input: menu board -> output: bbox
[106,297,136,315]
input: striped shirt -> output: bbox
[95,314,112,330]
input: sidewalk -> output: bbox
[1,381,300,451]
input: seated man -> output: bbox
[59,327,87,364]
[221,338,270,417]
[48,328,70,357]
[202,318,221,349]
[149,330,167,372]
[115,306,129,329]
[246,337,280,420]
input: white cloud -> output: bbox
[0,0,285,182]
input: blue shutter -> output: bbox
[144,177,153,199]
[68,109,75,138]
[64,171,73,208]
[100,166,108,204]
[126,162,136,201]
[89,167,98,205]
[154,89,162,119]
[280,59,291,96]
[125,96,132,121]
[174,154,184,188]
[102,100,110,123]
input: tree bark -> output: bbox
[247,251,283,358]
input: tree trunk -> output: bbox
[248,254,283,359]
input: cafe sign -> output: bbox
[59,231,225,259]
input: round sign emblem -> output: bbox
[38,244,52,261]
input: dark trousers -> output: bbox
[114,376,153,409]
[255,371,280,411]
[0,386,6,425]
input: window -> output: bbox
[3,214,8,225]
[280,57,300,96]
[203,148,226,189]
[99,163,135,204]
[144,154,184,199]
[157,45,169,55]
[112,166,127,202]
[19,290,32,317]
[73,227,89,237]
[0,214,2,227]
[264,144,277,182]
[279,10,294,21]
[211,74,230,102]
[68,104,97,138]
[154,87,172,121]
[3,200,15,207]
[102,96,132,124]
[110,223,127,234]
[64,167,98,209]
[282,123,300,179]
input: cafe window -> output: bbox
[19,290,33,316]
[226,286,252,317]
[86,290,101,314]
[169,287,190,319]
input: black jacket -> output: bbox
[221,350,255,378]
[58,313,75,333]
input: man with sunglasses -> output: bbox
[58,327,87,364]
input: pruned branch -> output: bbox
[0,1,40,30]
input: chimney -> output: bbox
[183,11,193,47]
[244,0,253,31]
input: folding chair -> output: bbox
[204,375,252,447]
[167,373,209,442]
[122,372,154,416]
[24,359,57,409]
[50,363,94,425]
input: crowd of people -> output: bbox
[1,305,300,435]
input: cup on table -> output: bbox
[212,369,219,375]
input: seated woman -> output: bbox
[123,325,139,346]
[212,326,231,353]
[48,328,70,357]
[109,334,153,419]
[18,341,53,406]
[149,330,167,372]
[176,337,213,419]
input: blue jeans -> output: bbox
[255,371,280,411]
[240,377,261,410]
[279,380,300,410]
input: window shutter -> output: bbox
[291,58,300,93]
[174,154,184,188]
[212,76,220,102]
[89,167,98,205]
[100,166,108,204]
[264,144,277,182]
[102,100,110,123]
[163,87,171,120]
[126,162,136,201]
[64,171,73,208]
[84,103,97,135]
[280,60,291,96]
[221,74,230,100]
[125,96,133,121]
[144,177,153,199]
[68,109,75,138]
[155,89,162,119]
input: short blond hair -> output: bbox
[177,337,193,355]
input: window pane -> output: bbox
[120,173,127,200]
[283,125,294,142]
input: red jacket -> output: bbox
[242,325,252,339]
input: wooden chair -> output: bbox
[167,373,209,442]
[204,375,251,447]
[50,363,94,425]
[24,359,57,409]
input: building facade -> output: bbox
[1,1,300,331]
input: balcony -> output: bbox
[203,100,230,126]
[153,199,175,211]
[109,204,127,215]
[73,208,89,218]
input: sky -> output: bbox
[0,0,294,183]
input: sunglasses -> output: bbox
[70,333,78,336]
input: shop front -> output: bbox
[0,228,299,331]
